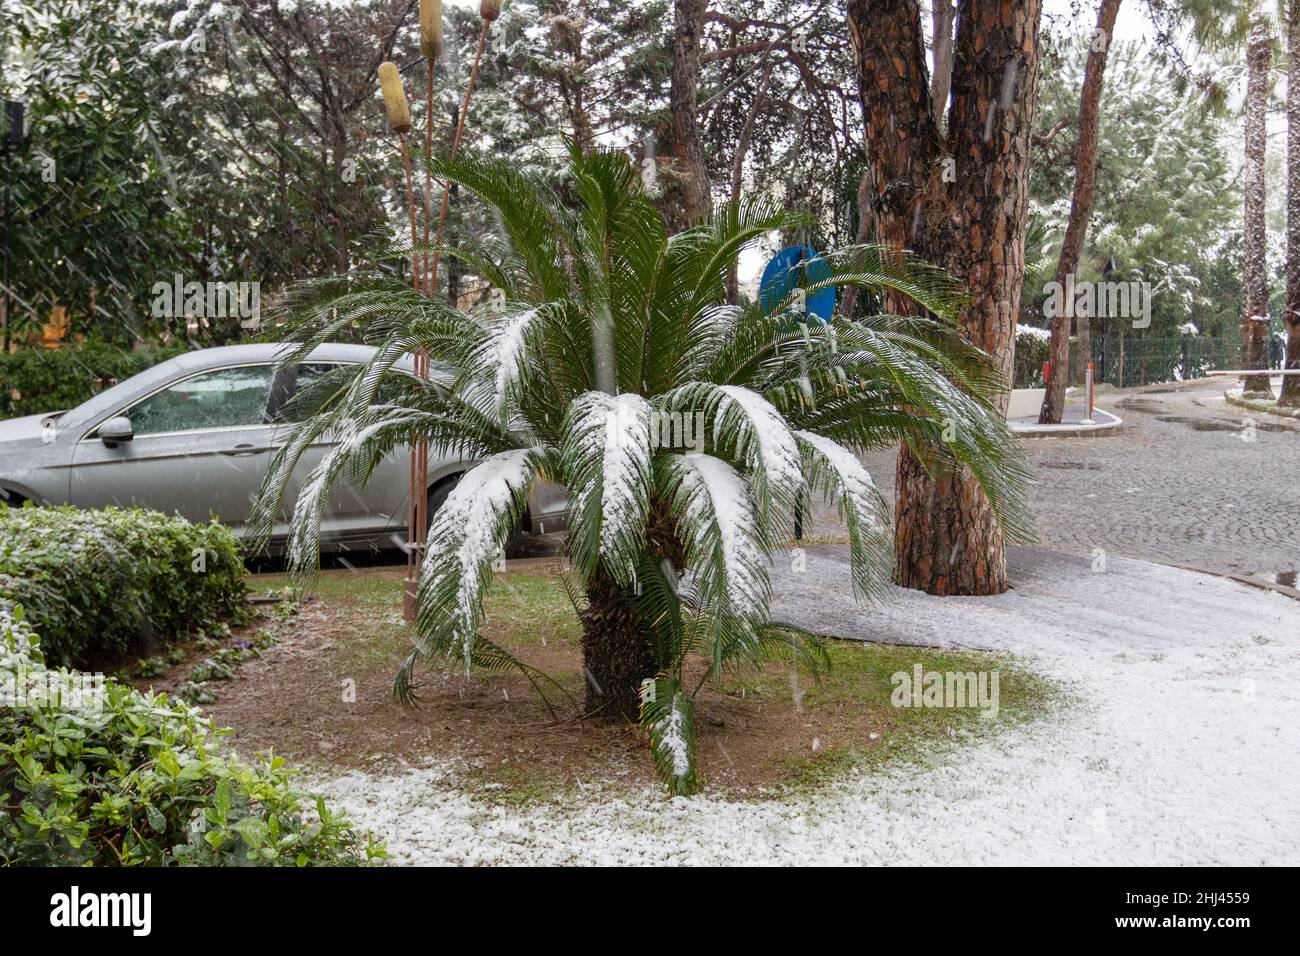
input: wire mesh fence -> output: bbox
[1091,335,1247,388]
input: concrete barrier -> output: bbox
[1007,388,1046,419]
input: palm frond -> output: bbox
[559,392,654,587]
[659,382,805,540]
[639,674,698,796]
[795,430,893,602]
[744,622,832,678]
[654,454,771,662]
[412,447,545,673]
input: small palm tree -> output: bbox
[256,146,1032,794]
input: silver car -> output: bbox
[0,343,566,552]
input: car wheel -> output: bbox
[0,489,29,508]
[424,475,460,536]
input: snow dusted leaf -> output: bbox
[561,392,653,586]
[796,431,892,602]
[416,448,542,672]
[465,305,547,425]
[639,675,697,796]
[283,409,428,573]
[656,454,769,623]
[661,382,804,534]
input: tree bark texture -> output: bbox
[1040,0,1122,422]
[1283,1,1300,407]
[1241,9,1273,399]
[849,0,1041,595]
[659,0,712,232]
[580,569,654,724]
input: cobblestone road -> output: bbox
[847,377,1299,586]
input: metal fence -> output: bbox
[1091,335,1247,388]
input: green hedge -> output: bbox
[0,602,382,865]
[0,344,182,419]
[1012,328,1053,389]
[0,505,247,669]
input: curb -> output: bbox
[1150,558,1300,604]
[1037,545,1300,605]
[1010,409,1124,439]
[1223,391,1300,420]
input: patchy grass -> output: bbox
[717,641,1054,793]
[182,561,1055,800]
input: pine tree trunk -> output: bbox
[1040,0,1122,423]
[850,0,1041,596]
[1242,9,1273,399]
[580,569,654,723]
[1283,1,1300,408]
[659,0,711,232]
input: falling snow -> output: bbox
[316,554,1300,865]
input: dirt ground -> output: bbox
[133,561,1045,796]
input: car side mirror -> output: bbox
[99,416,134,445]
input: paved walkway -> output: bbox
[844,377,1299,587]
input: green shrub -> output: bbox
[0,505,247,669]
[1012,326,1053,389]
[0,344,183,419]
[0,602,383,866]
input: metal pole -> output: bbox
[1083,362,1095,424]
[3,105,13,355]
[3,133,10,354]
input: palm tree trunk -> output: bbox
[580,568,654,723]
[850,0,1041,596]
[1242,8,1274,399]
[1040,0,1122,423]
[1283,1,1300,407]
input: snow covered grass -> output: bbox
[313,549,1300,865]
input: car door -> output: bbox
[266,362,410,541]
[69,364,277,530]
[527,478,568,534]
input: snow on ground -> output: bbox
[316,547,1300,865]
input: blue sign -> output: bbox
[758,245,836,328]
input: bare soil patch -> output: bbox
[132,561,1050,799]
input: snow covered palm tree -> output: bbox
[257,147,1032,794]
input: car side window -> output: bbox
[271,363,353,423]
[127,366,275,437]
[270,362,413,423]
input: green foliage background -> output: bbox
[1,601,381,866]
[0,343,182,417]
